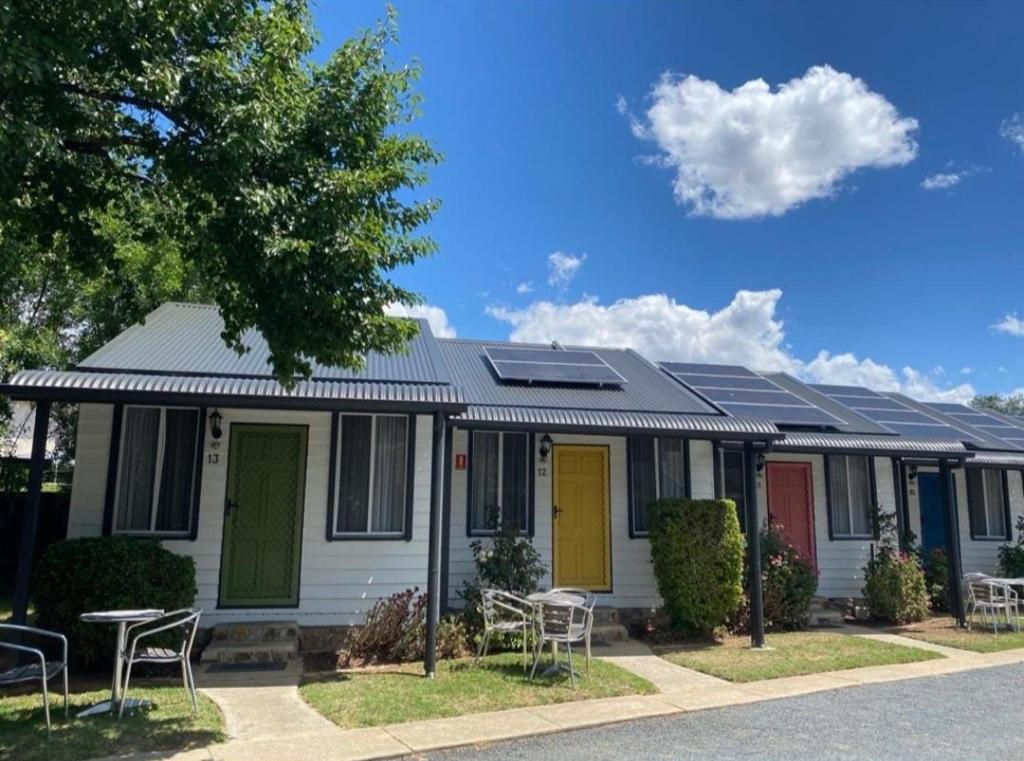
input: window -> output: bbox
[468,431,530,534]
[334,414,410,536]
[967,468,1009,540]
[114,406,200,535]
[628,438,689,536]
[826,455,874,539]
[719,449,747,532]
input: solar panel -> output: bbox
[484,346,627,386]
[660,362,845,427]
[926,403,1024,450]
[810,384,974,441]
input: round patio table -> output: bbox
[77,609,164,717]
[526,591,587,677]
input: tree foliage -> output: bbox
[972,393,1024,417]
[1,0,439,387]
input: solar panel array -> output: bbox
[810,385,976,440]
[660,363,846,427]
[927,403,1024,450]
[484,346,627,386]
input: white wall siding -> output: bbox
[66,404,434,626]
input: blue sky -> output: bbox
[315,2,1024,401]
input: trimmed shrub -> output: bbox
[998,515,1024,578]
[648,498,744,637]
[863,549,929,624]
[759,524,818,630]
[344,588,468,665]
[33,537,196,671]
[923,548,949,612]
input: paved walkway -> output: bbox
[92,634,1024,761]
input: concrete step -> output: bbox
[590,623,630,645]
[592,606,620,626]
[196,657,303,687]
[808,606,847,628]
[200,637,298,664]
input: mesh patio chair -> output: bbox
[966,579,1019,634]
[529,599,593,689]
[476,590,534,670]
[119,609,202,718]
[0,624,68,737]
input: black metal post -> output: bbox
[892,459,907,551]
[424,412,446,677]
[439,422,454,615]
[743,441,765,648]
[939,459,965,627]
[12,400,51,625]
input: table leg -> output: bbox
[112,621,126,703]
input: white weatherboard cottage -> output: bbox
[7,302,1024,650]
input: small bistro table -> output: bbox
[78,609,164,717]
[525,591,586,678]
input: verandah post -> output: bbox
[743,440,765,648]
[424,411,447,677]
[939,458,966,627]
[12,399,51,625]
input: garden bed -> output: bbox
[0,682,225,761]
[895,617,1024,653]
[655,631,942,682]
[299,652,655,728]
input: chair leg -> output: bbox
[529,639,544,680]
[63,666,69,719]
[475,630,490,664]
[585,634,591,675]
[181,660,191,708]
[118,660,135,719]
[185,659,199,712]
[521,630,528,672]
[566,642,576,690]
[41,673,51,738]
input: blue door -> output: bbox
[918,472,957,556]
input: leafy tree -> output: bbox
[1,0,440,386]
[972,393,1024,417]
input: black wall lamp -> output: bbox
[209,409,223,440]
[756,453,766,472]
[908,465,918,482]
[539,434,553,461]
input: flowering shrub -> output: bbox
[863,513,928,624]
[998,515,1024,578]
[759,523,818,630]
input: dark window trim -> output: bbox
[327,412,416,541]
[967,467,1012,542]
[465,430,534,538]
[824,454,878,541]
[627,436,691,539]
[103,403,202,540]
[714,444,748,531]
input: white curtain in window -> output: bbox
[984,469,1006,538]
[116,407,161,531]
[471,432,500,531]
[155,409,199,532]
[848,456,872,536]
[828,455,852,536]
[372,416,408,533]
[657,439,687,499]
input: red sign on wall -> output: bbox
[455,453,467,470]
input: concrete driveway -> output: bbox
[421,662,1024,761]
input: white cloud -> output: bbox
[961,367,974,376]
[487,289,975,403]
[628,65,918,219]
[547,251,587,288]
[993,313,1024,337]
[1000,113,1024,154]
[385,302,456,338]
[516,281,533,295]
[921,172,963,190]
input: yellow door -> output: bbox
[552,445,611,590]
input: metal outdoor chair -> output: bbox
[529,599,593,689]
[966,579,1019,634]
[547,588,597,667]
[119,609,202,718]
[0,624,69,736]
[476,590,534,670]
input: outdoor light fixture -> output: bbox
[908,465,918,481]
[756,453,766,472]
[539,434,553,460]
[209,409,223,440]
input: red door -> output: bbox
[766,462,816,570]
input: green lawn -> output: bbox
[0,685,225,761]
[897,617,1024,653]
[657,632,943,683]
[300,652,656,728]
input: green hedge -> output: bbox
[33,537,197,671]
[648,498,744,637]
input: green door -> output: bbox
[219,424,307,607]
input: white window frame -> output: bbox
[112,405,200,537]
[828,454,874,540]
[468,430,530,536]
[972,468,1008,540]
[333,413,409,538]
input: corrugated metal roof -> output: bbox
[1,370,464,410]
[776,432,971,457]
[439,339,718,414]
[457,405,781,438]
[968,452,1024,468]
[763,373,892,435]
[79,303,451,384]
